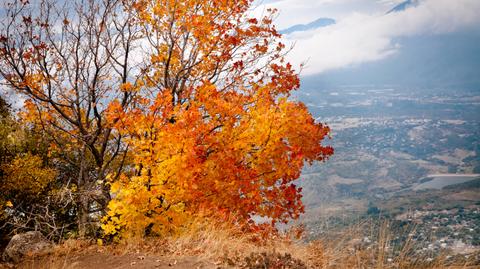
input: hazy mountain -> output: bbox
[301,29,480,90]
[386,0,419,14]
[280,18,335,35]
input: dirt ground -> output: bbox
[1,253,220,269]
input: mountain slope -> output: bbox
[280,18,335,35]
[386,0,419,14]
[301,29,480,89]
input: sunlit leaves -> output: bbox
[100,0,333,239]
[1,0,333,239]
[1,153,56,197]
[104,84,333,238]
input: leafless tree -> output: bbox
[0,0,142,237]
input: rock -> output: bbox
[2,231,54,263]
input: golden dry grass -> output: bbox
[6,219,480,268]
[93,219,478,268]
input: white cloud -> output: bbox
[254,0,480,75]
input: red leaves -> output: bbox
[232,60,244,70]
[254,44,268,54]
[22,16,32,25]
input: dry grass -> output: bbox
[95,219,478,268]
[5,219,480,268]
[110,220,311,264]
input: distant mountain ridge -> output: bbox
[280,18,335,35]
[386,0,419,14]
[301,29,480,89]
[280,0,419,36]
[279,0,417,35]
[278,0,480,89]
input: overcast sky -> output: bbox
[251,0,480,75]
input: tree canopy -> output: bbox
[0,0,333,240]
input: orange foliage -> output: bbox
[102,0,333,238]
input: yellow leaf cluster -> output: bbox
[1,153,57,196]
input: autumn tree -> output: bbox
[0,0,142,237]
[1,0,333,240]
[101,0,334,238]
[0,95,67,243]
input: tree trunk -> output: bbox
[77,198,89,238]
[77,145,89,238]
